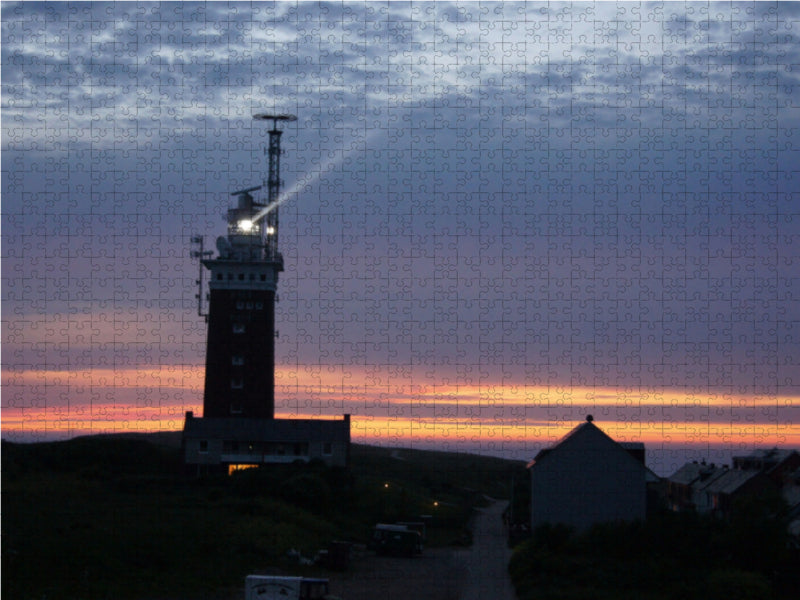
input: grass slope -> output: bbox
[2,436,525,600]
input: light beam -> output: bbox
[250,129,380,224]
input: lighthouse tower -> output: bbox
[183,113,350,474]
[201,114,295,419]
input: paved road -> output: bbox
[455,500,517,600]
[328,500,517,600]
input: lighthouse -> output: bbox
[183,113,350,474]
[201,114,292,419]
[201,182,283,418]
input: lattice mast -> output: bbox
[255,113,297,259]
[196,113,296,420]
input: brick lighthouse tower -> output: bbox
[201,114,294,419]
[183,113,350,474]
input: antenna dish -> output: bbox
[231,185,262,196]
[253,113,297,122]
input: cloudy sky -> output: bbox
[2,1,799,473]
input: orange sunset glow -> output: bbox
[4,364,798,468]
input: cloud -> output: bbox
[2,2,799,450]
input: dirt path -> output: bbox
[328,500,516,600]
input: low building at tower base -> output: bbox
[183,411,351,475]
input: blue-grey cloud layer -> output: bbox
[3,2,799,417]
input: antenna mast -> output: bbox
[253,113,297,259]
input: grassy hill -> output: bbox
[2,434,526,600]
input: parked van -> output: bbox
[368,523,423,557]
[396,521,426,543]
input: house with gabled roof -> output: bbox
[701,467,775,515]
[666,461,726,512]
[527,415,658,531]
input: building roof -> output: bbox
[702,468,763,496]
[183,415,350,443]
[619,442,645,450]
[668,462,723,486]
[528,416,656,479]
[668,462,704,485]
[732,448,800,475]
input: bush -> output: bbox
[705,569,773,600]
[279,472,332,511]
[509,511,792,600]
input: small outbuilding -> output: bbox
[528,416,656,531]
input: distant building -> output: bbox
[702,468,775,514]
[183,412,350,475]
[666,451,794,517]
[666,461,725,512]
[527,416,657,531]
[733,448,800,485]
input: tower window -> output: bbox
[260,274,266,281]
[231,378,244,389]
[249,274,255,281]
[323,443,333,455]
[256,302,263,309]
[233,323,245,334]
[238,273,244,281]
[236,301,244,309]
[230,404,243,415]
[227,273,233,280]
[217,273,223,280]
[232,355,245,366]
[199,440,209,453]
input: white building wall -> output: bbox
[530,426,646,530]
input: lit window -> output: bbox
[228,464,258,476]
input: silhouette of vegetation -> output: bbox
[509,495,798,600]
[2,437,523,599]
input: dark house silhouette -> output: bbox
[527,416,657,530]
